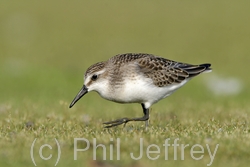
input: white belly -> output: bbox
[106,76,189,108]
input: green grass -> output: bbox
[1,1,250,167]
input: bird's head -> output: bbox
[69,61,107,108]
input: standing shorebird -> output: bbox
[69,53,211,128]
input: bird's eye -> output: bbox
[91,74,98,81]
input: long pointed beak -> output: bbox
[69,85,88,108]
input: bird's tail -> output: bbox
[178,63,212,78]
[199,63,212,73]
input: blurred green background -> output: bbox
[0,0,250,167]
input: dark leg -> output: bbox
[103,103,149,128]
[142,104,149,128]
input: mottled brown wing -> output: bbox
[136,55,211,87]
[137,56,190,87]
[109,53,211,87]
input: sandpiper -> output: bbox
[69,53,211,128]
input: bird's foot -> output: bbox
[103,118,130,128]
